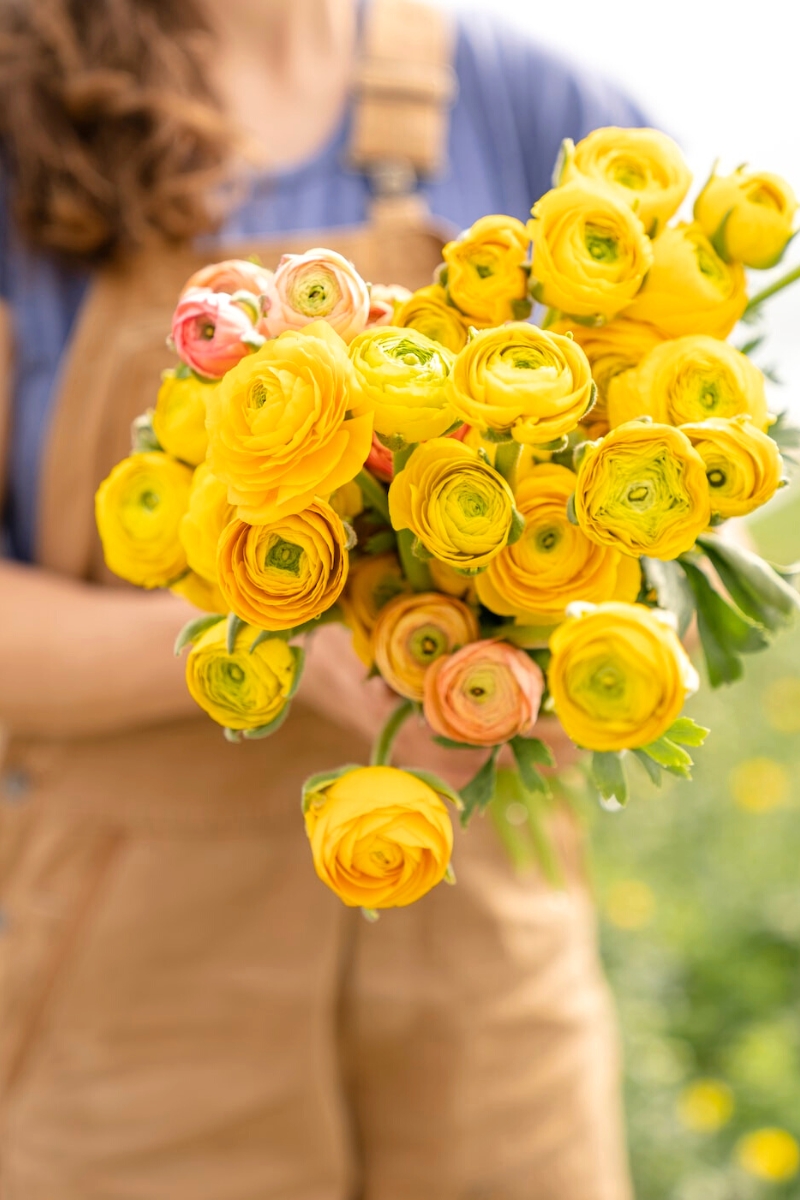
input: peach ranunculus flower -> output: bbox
[171,287,264,380]
[423,640,544,747]
[263,248,370,342]
[365,283,413,328]
[180,259,275,335]
[206,320,373,524]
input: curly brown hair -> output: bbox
[0,0,235,260]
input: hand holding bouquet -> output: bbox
[96,127,800,916]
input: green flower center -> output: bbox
[249,380,268,409]
[585,224,620,263]
[591,663,626,698]
[199,321,215,340]
[695,241,726,282]
[266,539,304,575]
[291,269,341,316]
[409,624,447,664]
[474,262,494,279]
[140,489,160,511]
[535,526,561,552]
[611,159,647,191]
[458,489,489,519]
[626,480,655,509]
[707,468,727,488]
[224,663,246,685]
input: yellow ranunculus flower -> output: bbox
[681,417,784,518]
[557,127,691,235]
[694,167,797,269]
[328,478,364,521]
[389,439,519,570]
[206,320,372,524]
[95,452,192,588]
[548,601,698,751]
[152,369,215,467]
[170,571,227,613]
[304,765,453,909]
[441,214,530,327]
[575,420,711,560]
[428,557,479,602]
[550,316,666,429]
[340,552,412,667]
[348,326,457,444]
[185,620,297,731]
[476,464,640,623]
[607,336,770,431]
[217,499,349,631]
[393,285,469,353]
[736,1128,800,1183]
[179,463,236,586]
[449,323,595,445]
[371,591,479,701]
[528,180,653,319]
[623,223,748,339]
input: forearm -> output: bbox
[0,561,198,738]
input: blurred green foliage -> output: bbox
[588,491,800,1200]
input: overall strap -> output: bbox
[0,300,12,534]
[349,0,458,205]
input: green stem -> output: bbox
[370,699,415,766]
[392,445,416,473]
[356,468,391,523]
[494,441,522,490]
[744,261,800,316]
[397,529,433,592]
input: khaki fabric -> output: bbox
[0,1,632,1194]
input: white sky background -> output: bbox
[432,0,800,416]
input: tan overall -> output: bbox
[0,4,632,1197]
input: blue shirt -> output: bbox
[0,12,645,562]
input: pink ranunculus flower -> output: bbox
[423,640,544,747]
[365,423,471,484]
[171,287,263,380]
[180,260,274,336]
[263,248,370,343]
[365,283,412,328]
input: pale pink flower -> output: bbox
[423,640,544,747]
[365,283,412,328]
[171,287,262,380]
[263,248,370,342]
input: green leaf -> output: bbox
[226,613,246,654]
[737,335,765,357]
[489,768,563,885]
[665,717,710,748]
[223,727,242,743]
[767,409,800,453]
[241,705,292,741]
[412,537,434,561]
[173,613,226,656]
[361,907,380,923]
[404,769,464,810]
[591,751,628,806]
[130,409,161,454]
[301,764,362,812]
[460,748,499,826]
[640,737,694,779]
[507,507,526,545]
[697,536,800,632]
[432,735,486,750]
[511,298,533,321]
[641,557,696,637]
[680,560,770,687]
[364,529,397,555]
[510,736,555,797]
[632,748,663,787]
[708,207,734,262]
[566,493,579,526]
[355,469,391,523]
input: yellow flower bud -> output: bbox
[170,571,228,614]
[339,552,411,668]
[207,321,372,524]
[389,439,519,570]
[558,127,691,235]
[624,223,747,339]
[393,284,469,353]
[528,180,653,319]
[681,416,783,518]
[695,167,797,269]
[548,601,698,751]
[476,464,640,623]
[217,499,349,631]
[348,326,457,443]
[304,765,454,909]
[371,591,479,701]
[179,463,236,586]
[186,620,297,731]
[152,369,215,467]
[607,336,770,431]
[574,421,711,560]
[448,323,595,446]
[441,214,531,327]
[95,452,192,588]
[328,478,364,522]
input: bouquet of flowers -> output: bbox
[96,126,800,915]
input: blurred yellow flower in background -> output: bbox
[763,676,800,733]
[393,284,469,353]
[677,1079,735,1132]
[179,463,235,586]
[95,452,192,588]
[736,1128,800,1182]
[152,369,214,467]
[605,879,656,930]
[340,553,411,668]
[729,757,790,812]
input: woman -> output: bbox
[0,1,645,1196]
